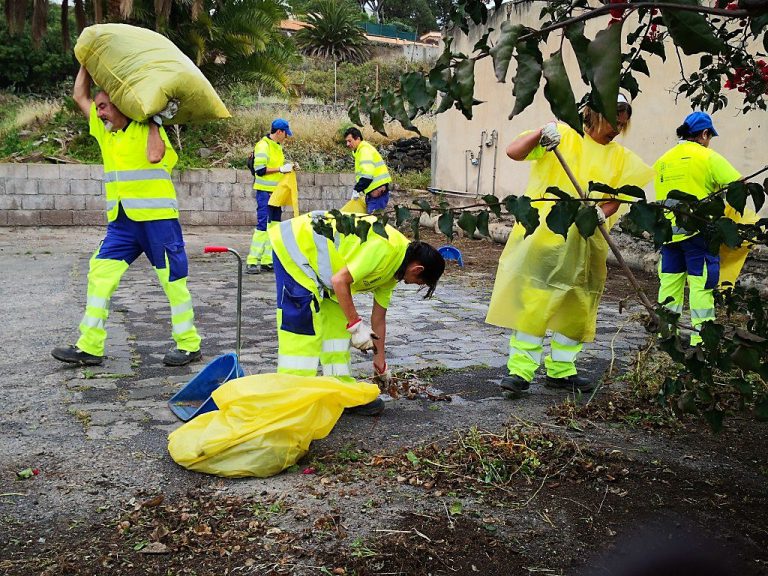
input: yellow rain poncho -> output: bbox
[168,373,379,478]
[486,124,654,342]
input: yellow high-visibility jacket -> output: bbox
[90,103,178,222]
[354,141,391,194]
[252,136,285,193]
[269,212,409,309]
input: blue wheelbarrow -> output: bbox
[168,246,245,421]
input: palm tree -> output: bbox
[295,0,370,64]
[167,0,298,90]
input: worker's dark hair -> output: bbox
[676,123,707,140]
[397,241,445,298]
[343,126,363,140]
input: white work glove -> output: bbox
[347,318,378,352]
[595,205,607,225]
[373,361,392,385]
[278,163,294,174]
[151,99,179,126]
[350,190,362,200]
[539,122,561,151]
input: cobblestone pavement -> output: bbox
[0,226,649,523]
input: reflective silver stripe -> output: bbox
[280,220,323,292]
[314,232,333,290]
[171,301,193,316]
[106,200,118,211]
[103,169,171,183]
[87,295,108,309]
[551,348,579,363]
[253,164,267,171]
[254,177,278,188]
[355,172,371,178]
[172,319,195,335]
[278,355,318,371]
[120,198,178,210]
[510,345,542,364]
[253,153,268,160]
[370,174,390,185]
[691,308,715,320]
[514,331,544,346]
[322,338,350,353]
[251,240,266,250]
[359,160,376,166]
[672,226,690,235]
[322,363,351,376]
[80,315,105,330]
[552,332,581,347]
[661,198,680,208]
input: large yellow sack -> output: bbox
[268,172,300,216]
[167,373,379,478]
[74,23,230,124]
[720,205,759,287]
[340,196,367,213]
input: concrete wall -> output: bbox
[0,163,355,226]
[433,4,768,209]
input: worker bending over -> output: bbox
[268,211,445,415]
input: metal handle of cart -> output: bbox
[204,246,242,358]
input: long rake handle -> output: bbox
[552,148,659,319]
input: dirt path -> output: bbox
[0,226,765,576]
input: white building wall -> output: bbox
[433,4,768,207]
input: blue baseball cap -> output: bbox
[683,111,718,137]
[271,118,292,136]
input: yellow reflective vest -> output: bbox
[89,103,178,222]
[252,136,285,193]
[269,212,410,309]
[653,141,741,242]
[354,141,391,194]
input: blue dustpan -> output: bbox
[168,352,244,421]
[438,245,464,267]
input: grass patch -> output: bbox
[0,89,434,173]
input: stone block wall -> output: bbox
[0,163,356,226]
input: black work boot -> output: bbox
[499,374,530,399]
[246,264,261,275]
[261,263,274,272]
[344,397,385,416]
[163,348,202,367]
[51,345,104,366]
[544,374,595,392]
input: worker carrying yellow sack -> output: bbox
[168,373,379,478]
[74,23,229,123]
[486,95,654,399]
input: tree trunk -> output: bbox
[61,0,70,50]
[31,0,48,45]
[74,0,86,32]
[5,0,29,35]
